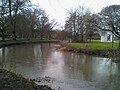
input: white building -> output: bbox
[100,31,113,42]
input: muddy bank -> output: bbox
[0,69,54,90]
[59,45,118,57]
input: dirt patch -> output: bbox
[0,69,54,90]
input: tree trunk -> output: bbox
[2,30,5,42]
[12,16,17,40]
[48,32,51,40]
[12,30,16,40]
[119,39,120,49]
[8,0,12,16]
[112,35,114,48]
[0,24,6,42]
[40,31,43,40]
[80,33,84,42]
[89,36,92,42]
[12,0,19,40]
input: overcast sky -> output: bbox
[31,0,120,29]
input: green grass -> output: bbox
[69,40,119,50]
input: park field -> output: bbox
[68,40,119,50]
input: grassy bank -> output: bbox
[60,40,119,57]
[0,69,53,90]
[69,40,119,50]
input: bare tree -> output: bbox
[84,14,98,42]
[0,0,9,41]
[45,19,58,40]
[98,5,120,47]
[8,0,30,40]
[65,6,93,42]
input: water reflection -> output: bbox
[0,47,7,68]
[0,43,120,90]
[42,51,65,80]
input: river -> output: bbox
[0,43,120,90]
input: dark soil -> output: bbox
[0,69,54,90]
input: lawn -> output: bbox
[69,40,119,50]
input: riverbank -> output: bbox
[0,39,60,48]
[59,44,118,57]
[0,69,53,90]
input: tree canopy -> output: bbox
[0,0,57,41]
[98,5,120,38]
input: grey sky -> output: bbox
[32,0,120,29]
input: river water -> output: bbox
[0,43,120,90]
